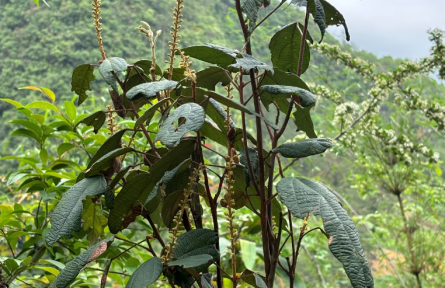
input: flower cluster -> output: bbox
[395,89,445,130]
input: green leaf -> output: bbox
[64,101,77,122]
[229,53,274,73]
[163,67,187,81]
[162,190,185,228]
[130,59,163,78]
[107,174,152,234]
[82,197,107,245]
[11,128,41,144]
[40,148,48,164]
[99,59,119,91]
[57,143,76,158]
[6,172,28,186]
[169,254,213,269]
[109,57,128,72]
[172,228,220,273]
[109,166,132,190]
[311,0,350,41]
[260,70,310,112]
[273,138,332,158]
[126,80,177,101]
[87,130,126,169]
[155,103,205,148]
[182,88,279,131]
[276,178,374,288]
[291,0,326,42]
[104,188,115,209]
[181,44,237,68]
[108,139,195,233]
[49,236,114,288]
[240,239,257,270]
[134,98,169,130]
[45,176,109,246]
[194,67,231,90]
[241,0,262,29]
[0,98,24,108]
[76,111,106,134]
[200,119,228,148]
[201,273,215,288]
[10,119,43,137]
[26,101,59,112]
[126,73,151,92]
[146,159,190,205]
[293,104,317,138]
[269,22,312,75]
[71,64,96,106]
[182,44,273,72]
[240,270,267,288]
[85,147,133,177]
[260,85,316,107]
[240,148,259,187]
[126,257,163,288]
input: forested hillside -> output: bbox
[1,0,444,287]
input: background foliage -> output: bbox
[0,0,444,287]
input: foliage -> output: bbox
[1,1,445,288]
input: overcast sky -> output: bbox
[325,0,445,60]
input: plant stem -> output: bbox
[397,194,422,288]
[234,3,271,279]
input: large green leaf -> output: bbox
[85,147,133,177]
[75,111,106,134]
[201,273,215,288]
[49,236,114,288]
[291,0,325,42]
[241,0,262,29]
[10,119,43,137]
[87,130,126,169]
[126,257,163,288]
[125,73,151,92]
[240,239,257,270]
[46,176,109,246]
[162,190,185,228]
[163,67,187,81]
[230,53,274,73]
[269,22,312,75]
[182,44,273,73]
[11,128,41,144]
[71,64,96,106]
[169,254,213,269]
[181,44,237,68]
[108,174,152,234]
[146,159,190,205]
[109,166,132,190]
[129,59,163,78]
[99,59,119,91]
[310,0,350,41]
[108,139,195,233]
[134,98,169,130]
[109,57,128,73]
[239,148,259,187]
[276,178,374,288]
[126,80,177,101]
[273,138,332,158]
[293,104,317,138]
[172,228,220,273]
[240,270,267,288]
[194,67,231,90]
[155,103,205,148]
[259,69,309,112]
[260,85,316,107]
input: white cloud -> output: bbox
[325,0,445,59]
